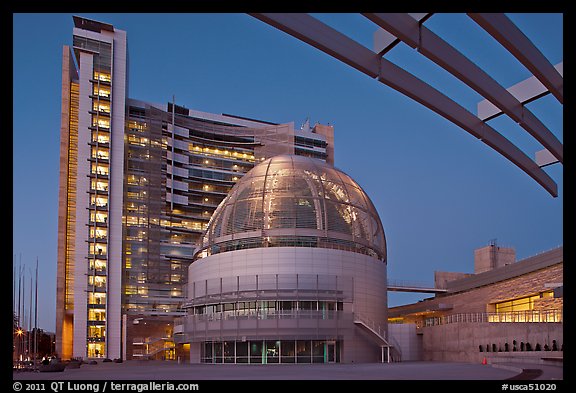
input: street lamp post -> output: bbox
[16,328,24,365]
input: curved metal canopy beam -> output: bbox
[249,13,557,197]
[468,13,564,105]
[362,13,563,164]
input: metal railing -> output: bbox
[181,309,344,323]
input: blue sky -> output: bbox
[12,13,563,333]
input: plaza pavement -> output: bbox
[12,360,562,381]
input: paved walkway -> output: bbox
[12,360,563,380]
[493,362,563,380]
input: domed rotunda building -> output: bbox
[178,155,389,363]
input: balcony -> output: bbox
[88,220,108,228]
[89,93,111,101]
[88,234,108,242]
[89,141,111,151]
[90,155,110,164]
[89,202,109,210]
[88,267,107,276]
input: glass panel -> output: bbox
[224,341,235,363]
[328,343,336,363]
[213,342,223,364]
[280,340,295,363]
[250,341,263,364]
[87,342,105,358]
[296,340,311,363]
[312,340,325,363]
[236,341,248,364]
[88,292,106,305]
[203,342,213,363]
[87,325,105,339]
[266,340,280,364]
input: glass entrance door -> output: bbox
[326,341,336,363]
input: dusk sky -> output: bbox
[12,13,563,333]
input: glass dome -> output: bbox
[195,154,386,262]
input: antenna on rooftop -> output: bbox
[489,238,498,269]
[300,117,310,132]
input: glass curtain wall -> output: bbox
[73,34,112,358]
[201,340,340,364]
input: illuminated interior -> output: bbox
[494,291,554,313]
[197,154,386,262]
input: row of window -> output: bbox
[295,136,328,149]
[196,236,383,261]
[494,291,554,313]
[189,144,255,162]
[190,155,252,174]
[191,300,344,315]
[201,340,340,364]
[189,168,242,182]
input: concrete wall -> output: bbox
[107,27,128,361]
[474,245,516,274]
[434,271,472,289]
[388,323,422,361]
[72,50,93,359]
[56,45,77,361]
[422,322,563,363]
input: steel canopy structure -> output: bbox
[249,13,563,197]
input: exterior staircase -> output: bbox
[353,314,401,362]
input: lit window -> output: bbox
[89,258,107,272]
[93,102,111,113]
[88,292,106,305]
[91,179,109,192]
[93,71,111,82]
[93,85,111,98]
[87,342,106,358]
[92,118,110,129]
[90,211,108,223]
[90,195,108,207]
[90,228,107,239]
[93,149,109,160]
[88,309,106,321]
[88,276,107,288]
[88,326,105,339]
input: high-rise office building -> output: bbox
[56,16,334,361]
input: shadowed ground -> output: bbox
[12,360,562,380]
